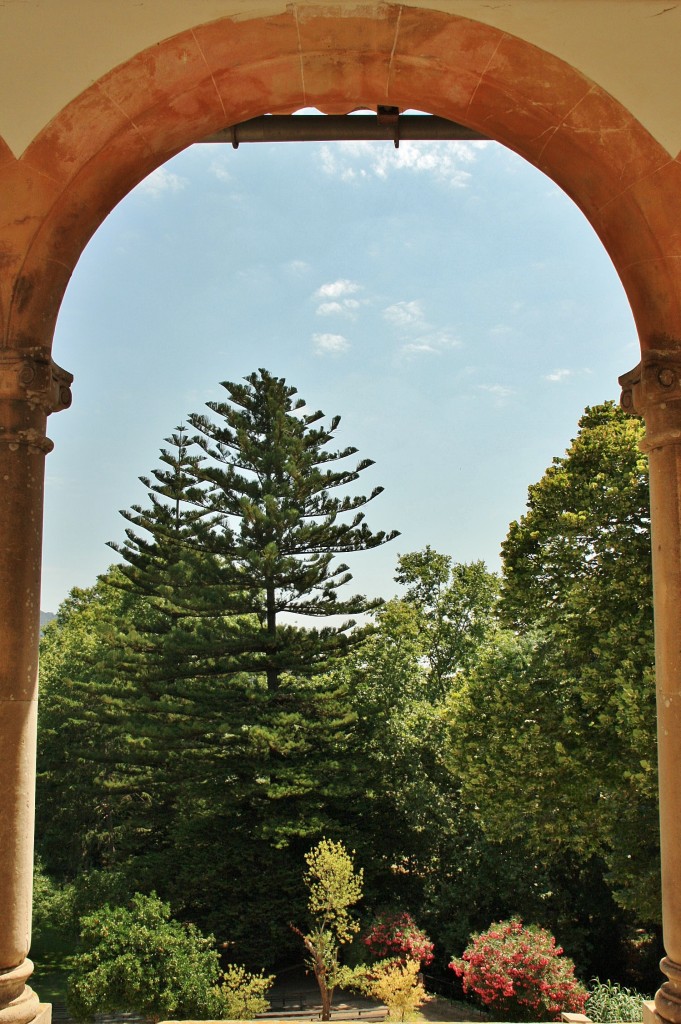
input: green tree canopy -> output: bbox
[395,547,498,696]
[334,553,500,924]
[448,402,659,922]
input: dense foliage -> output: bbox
[67,892,272,1021]
[36,397,661,1007]
[447,402,658,925]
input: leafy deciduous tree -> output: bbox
[292,838,364,1021]
[448,403,658,922]
[395,548,498,696]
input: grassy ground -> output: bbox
[31,928,77,1005]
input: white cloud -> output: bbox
[384,300,461,360]
[318,145,362,182]
[318,139,487,187]
[313,280,364,317]
[383,300,426,331]
[400,341,438,358]
[427,329,460,349]
[545,368,574,382]
[316,296,363,318]
[136,166,187,198]
[315,279,362,299]
[312,332,350,355]
[317,301,345,316]
[208,159,231,183]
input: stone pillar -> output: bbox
[0,348,72,1024]
[621,349,681,1024]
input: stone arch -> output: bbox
[4,7,681,1024]
[1,4,679,355]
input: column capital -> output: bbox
[620,349,681,452]
[0,348,72,413]
[0,348,73,453]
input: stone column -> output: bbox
[0,349,72,1024]
[621,349,681,1024]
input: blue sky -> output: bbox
[41,117,638,612]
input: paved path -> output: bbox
[260,974,387,1021]
[48,971,484,1024]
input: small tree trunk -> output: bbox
[312,961,332,1022]
[291,927,335,1023]
[319,980,332,1022]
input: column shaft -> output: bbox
[0,350,72,1024]
[649,442,681,954]
[621,354,681,1024]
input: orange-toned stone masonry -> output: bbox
[2,7,681,1024]
[0,9,679,348]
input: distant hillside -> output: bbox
[40,611,56,628]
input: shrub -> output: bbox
[363,911,435,966]
[220,964,274,1020]
[32,859,76,941]
[586,979,647,1022]
[450,917,587,1021]
[339,958,431,1022]
[67,891,272,1021]
[370,958,432,1022]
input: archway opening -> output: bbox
[34,105,652,995]
[5,6,679,1019]
[41,115,638,612]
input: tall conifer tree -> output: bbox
[75,370,398,960]
[113,368,398,689]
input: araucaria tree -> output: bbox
[72,369,397,962]
[114,368,398,689]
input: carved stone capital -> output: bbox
[0,349,72,414]
[620,351,681,451]
[656,957,681,1024]
[0,349,73,452]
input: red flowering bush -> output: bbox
[363,911,434,966]
[449,918,587,1021]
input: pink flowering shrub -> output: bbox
[362,911,434,967]
[449,918,588,1021]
